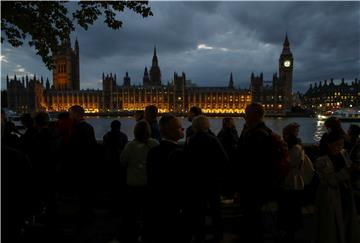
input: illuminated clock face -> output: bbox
[284,60,291,67]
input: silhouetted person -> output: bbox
[315,131,360,243]
[29,112,52,191]
[185,115,228,243]
[69,106,97,148]
[134,110,145,122]
[120,120,158,243]
[55,112,74,146]
[145,105,161,141]
[319,116,350,154]
[68,105,97,223]
[31,111,60,228]
[348,124,360,163]
[185,106,202,143]
[217,118,239,153]
[2,116,33,242]
[146,114,189,243]
[278,122,306,243]
[103,120,128,152]
[1,109,20,148]
[19,113,37,155]
[237,103,274,243]
[103,118,128,150]
[217,117,239,195]
[54,112,75,194]
[103,120,128,202]
[347,124,360,211]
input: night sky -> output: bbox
[1,1,359,92]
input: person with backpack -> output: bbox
[237,103,289,243]
[120,120,159,243]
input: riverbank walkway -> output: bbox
[22,192,317,243]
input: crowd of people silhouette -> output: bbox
[2,103,360,243]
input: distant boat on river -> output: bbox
[318,107,360,122]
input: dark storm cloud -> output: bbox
[220,1,360,89]
[75,1,224,59]
[2,2,359,92]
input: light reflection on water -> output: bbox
[86,116,358,144]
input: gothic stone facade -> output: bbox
[250,34,294,113]
[303,78,360,111]
[102,71,251,113]
[7,36,295,114]
[53,39,80,90]
[6,75,46,114]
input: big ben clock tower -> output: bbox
[278,33,293,109]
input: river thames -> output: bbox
[85,116,359,144]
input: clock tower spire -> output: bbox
[278,33,294,109]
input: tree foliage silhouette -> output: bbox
[1,1,153,69]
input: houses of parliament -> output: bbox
[7,35,295,114]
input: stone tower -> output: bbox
[123,72,131,86]
[277,33,293,109]
[143,67,150,86]
[250,72,264,103]
[149,46,161,86]
[53,38,80,90]
[228,72,234,89]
